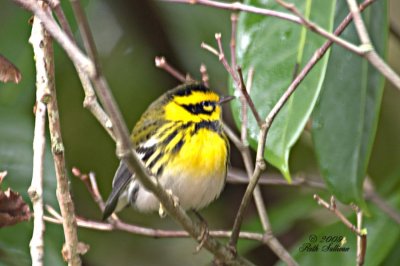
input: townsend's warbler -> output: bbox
[103,83,233,219]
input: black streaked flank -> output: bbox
[147,151,164,172]
[156,165,164,176]
[162,129,178,145]
[171,139,185,154]
[136,145,156,163]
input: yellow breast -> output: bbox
[167,127,228,179]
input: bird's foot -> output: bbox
[194,211,209,253]
[158,189,180,218]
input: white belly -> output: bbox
[133,168,225,212]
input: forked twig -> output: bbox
[314,195,367,266]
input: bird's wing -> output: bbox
[102,161,132,220]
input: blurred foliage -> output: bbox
[0,0,399,265]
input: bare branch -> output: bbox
[345,0,400,89]
[354,207,366,266]
[203,28,296,266]
[314,195,364,236]
[27,2,82,265]
[68,169,267,252]
[169,0,400,89]
[48,0,115,141]
[44,209,267,244]
[345,0,372,45]
[201,42,219,57]
[163,0,301,23]
[230,13,238,69]
[69,0,101,73]
[166,0,364,55]
[155,56,187,82]
[237,67,262,127]
[199,64,209,87]
[276,0,362,55]
[28,4,49,263]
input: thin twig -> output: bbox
[276,0,362,55]
[47,170,267,244]
[203,36,264,129]
[29,3,82,265]
[228,169,400,225]
[230,13,238,70]
[45,205,64,220]
[365,193,400,224]
[169,0,400,90]
[354,206,366,266]
[227,168,325,189]
[201,42,219,57]
[199,64,209,87]
[315,195,367,265]
[48,0,115,141]
[155,56,187,82]
[69,0,101,74]
[45,43,82,266]
[345,0,400,90]
[28,4,49,264]
[345,0,371,45]
[238,67,254,148]
[215,33,240,85]
[165,0,363,55]
[237,67,262,127]
[163,0,302,23]
[44,210,266,244]
[46,0,74,40]
[314,195,363,236]
[205,30,296,265]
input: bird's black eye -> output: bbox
[202,101,214,112]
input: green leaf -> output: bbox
[230,0,336,181]
[311,0,388,207]
[276,194,400,266]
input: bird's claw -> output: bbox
[158,189,180,218]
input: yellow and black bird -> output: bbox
[103,83,233,219]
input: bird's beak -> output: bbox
[218,95,235,105]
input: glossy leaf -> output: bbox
[311,0,388,207]
[230,0,335,181]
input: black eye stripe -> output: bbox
[181,102,216,115]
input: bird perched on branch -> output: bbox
[103,82,233,219]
